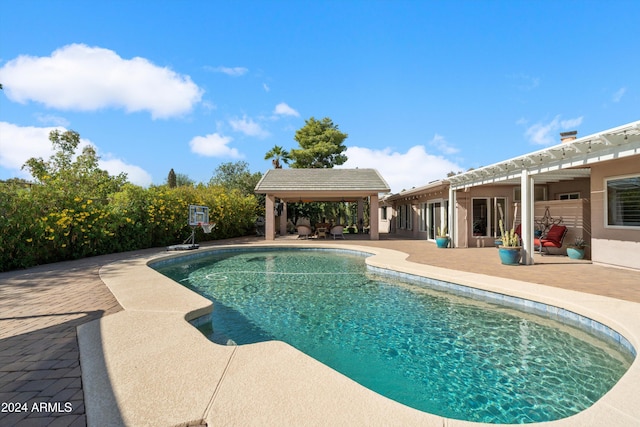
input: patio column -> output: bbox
[448,185,456,248]
[265,194,275,240]
[279,201,288,237]
[369,194,380,240]
[357,198,364,232]
[520,170,535,265]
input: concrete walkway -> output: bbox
[0,251,155,426]
[1,236,639,426]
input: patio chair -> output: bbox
[330,225,345,239]
[296,224,312,239]
[534,224,567,255]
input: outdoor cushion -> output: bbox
[544,225,567,245]
[534,225,567,248]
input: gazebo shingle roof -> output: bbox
[254,168,390,193]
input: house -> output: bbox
[382,120,640,270]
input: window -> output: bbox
[396,204,412,230]
[380,206,387,220]
[419,203,428,232]
[606,175,640,227]
[405,204,412,230]
[472,199,488,236]
[559,192,580,200]
[472,197,506,237]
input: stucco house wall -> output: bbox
[547,178,590,200]
[590,156,640,270]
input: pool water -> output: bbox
[155,249,633,424]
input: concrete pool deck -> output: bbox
[2,236,640,426]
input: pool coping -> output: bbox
[77,242,640,426]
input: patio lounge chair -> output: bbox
[297,224,312,239]
[534,224,567,255]
[330,225,345,240]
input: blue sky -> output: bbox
[1,0,638,193]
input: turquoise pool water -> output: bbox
[155,248,633,424]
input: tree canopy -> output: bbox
[22,130,127,203]
[167,168,177,188]
[209,161,262,196]
[289,117,348,168]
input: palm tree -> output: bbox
[264,145,290,169]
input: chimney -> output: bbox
[560,130,577,143]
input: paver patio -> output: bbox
[1,235,639,426]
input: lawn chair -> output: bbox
[534,224,567,255]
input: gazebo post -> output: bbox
[265,194,275,240]
[279,201,288,237]
[357,199,364,232]
[369,194,379,240]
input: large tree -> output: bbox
[289,117,348,168]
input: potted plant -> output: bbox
[435,226,450,248]
[498,219,521,265]
[567,237,587,259]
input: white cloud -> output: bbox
[0,43,203,119]
[189,132,241,158]
[522,115,584,145]
[263,83,270,92]
[200,101,217,112]
[35,113,70,127]
[208,66,248,76]
[612,87,627,103]
[99,157,152,187]
[229,115,270,138]
[429,133,459,155]
[0,122,60,174]
[273,102,300,117]
[339,145,462,193]
[0,122,152,186]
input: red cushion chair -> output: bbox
[534,225,567,255]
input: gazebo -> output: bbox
[254,168,391,240]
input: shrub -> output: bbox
[0,182,259,272]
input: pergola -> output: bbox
[254,168,391,240]
[447,120,640,265]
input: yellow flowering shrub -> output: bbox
[1,180,259,271]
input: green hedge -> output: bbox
[0,182,258,272]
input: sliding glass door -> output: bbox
[427,200,448,240]
[472,197,507,237]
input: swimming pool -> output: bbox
[154,248,633,424]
